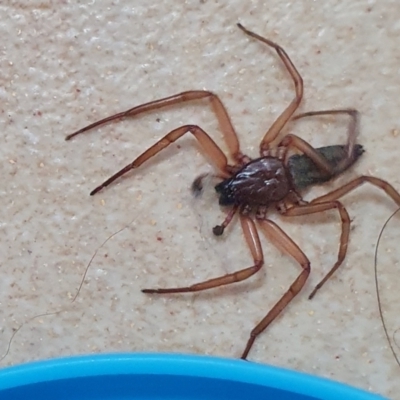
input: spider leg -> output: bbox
[66,90,244,162]
[142,215,263,294]
[280,108,360,180]
[302,176,400,296]
[279,201,351,300]
[212,205,239,236]
[241,218,310,359]
[280,134,334,175]
[236,24,303,153]
[291,109,360,172]
[89,125,230,195]
[311,176,400,206]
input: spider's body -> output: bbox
[214,144,366,208]
[215,157,292,207]
[67,23,400,361]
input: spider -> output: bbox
[66,23,400,360]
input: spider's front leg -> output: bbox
[85,124,232,195]
[66,90,251,194]
[66,90,243,160]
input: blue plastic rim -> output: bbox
[0,353,386,400]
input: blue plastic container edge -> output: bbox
[0,353,387,400]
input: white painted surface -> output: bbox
[1,1,399,398]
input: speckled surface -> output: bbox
[1,1,400,398]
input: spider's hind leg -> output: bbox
[278,200,350,299]
[292,109,361,173]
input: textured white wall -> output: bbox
[1,1,399,398]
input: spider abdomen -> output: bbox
[215,157,291,206]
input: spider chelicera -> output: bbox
[66,23,400,360]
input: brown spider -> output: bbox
[66,23,400,360]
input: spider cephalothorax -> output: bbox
[215,157,292,207]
